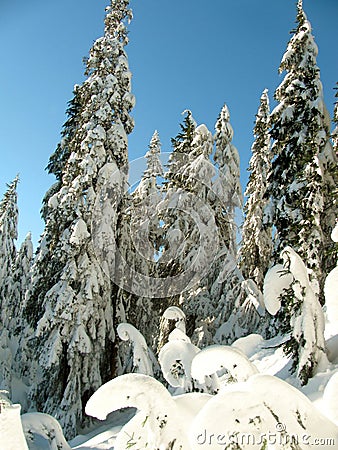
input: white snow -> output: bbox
[324,266,338,337]
[331,221,338,242]
[21,412,71,450]
[190,344,258,386]
[69,219,90,245]
[263,264,293,315]
[0,403,28,450]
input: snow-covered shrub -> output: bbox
[21,412,71,450]
[85,373,190,449]
[159,339,200,393]
[190,344,258,393]
[117,323,154,376]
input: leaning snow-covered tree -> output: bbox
[240,89,273,290]
[267,0,338,301]
[22,0,135,439]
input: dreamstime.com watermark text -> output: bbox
[196,423,336,447]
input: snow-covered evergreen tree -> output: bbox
[280,247,328,385]
[22,0,135,438]
[157,111,197,292]
[160,115,218,341]
[208,105,262,344]
[213,103,242,254]
[0,176,19,392]
[0,233,33,397]
[0,176,19,300]
[208,104,243,321]
[4,233,33,336]
[115,131,164,353]
[268,0,337,300]
[240,89,273,290]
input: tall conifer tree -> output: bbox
[0,177,19,392]
[268,0,337,300]
[240,89,273,289]
[23,0,135,438]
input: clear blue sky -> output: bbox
[0,0,337,247]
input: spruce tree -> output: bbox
[268,0,337,301]
[23,0,135,438]
[240,89,273,290]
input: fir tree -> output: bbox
[213,103,242,254]
[22,0,135,438]
[268,0,337,301]
[164,110,196,189]
[240,89,273,290]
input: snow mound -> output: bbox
[323,371,338,424]
[21,412,71,450]
[263,264,292,315]
[324,266,338,337]
[190,374,338,449]
[85,373,190,449]
[159,340,200,390]
[191,344,258,385]
[0,403,28,450]
[231,333,264,358]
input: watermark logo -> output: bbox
[195,423,336,448]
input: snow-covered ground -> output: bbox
[1,324,338,450]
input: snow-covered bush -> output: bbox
[85,373,190,449]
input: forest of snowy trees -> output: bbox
[0,0,338,447]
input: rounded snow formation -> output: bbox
[324,266,338,332]
[231,333,264,358]
[190,344,258,385]
[331,221,338,243]
[263,264,293,315]
[159,339,200,389]
[0,404,28,450]
[190,389,277,450]
[117,323,153,376]
[190,374,338,450]
[163,305,186,322]
[85,373,190,449]
[323,371,338,424]
[163,306,187,333]
[21,412,71,450]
